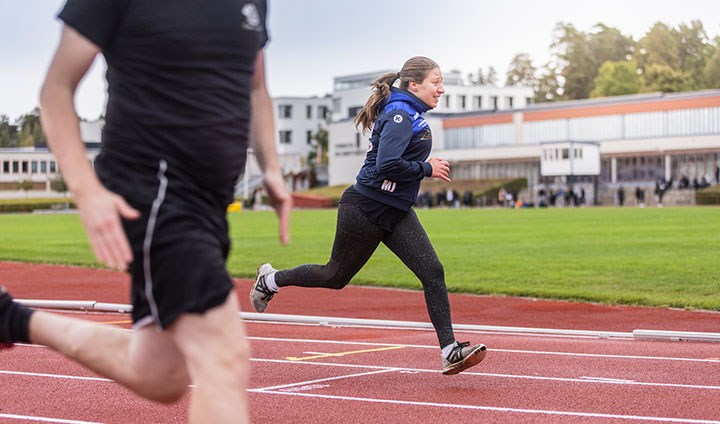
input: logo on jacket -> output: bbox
[393,114,403,124]
[381,180,397,192]
[241,3,262,31]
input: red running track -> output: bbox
[1,261,719,423]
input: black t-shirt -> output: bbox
[59,0,268,197]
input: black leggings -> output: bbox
[275,203,455,348]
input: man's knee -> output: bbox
[144,377,189,404]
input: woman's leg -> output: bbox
[382,209,455,349]
[274,203,384,289]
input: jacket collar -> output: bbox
[383,87,432,114]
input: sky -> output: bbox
[1,0,718,121]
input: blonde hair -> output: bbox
[353,56,440,133]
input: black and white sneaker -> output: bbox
[442,341,487,375]
[250,263,277,313]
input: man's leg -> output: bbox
[28,310,190,402]
[166,291,250,424]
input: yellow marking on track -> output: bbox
[101,320,133,325]
[286,345,405,361]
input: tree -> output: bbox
[467,67,498,86]
[644,64,691,93]
[676,20,710,89]
[17,180,34,198]
[306,126,329,188]
[505,53,538,88]
[637,22,680,71]
[485,66,498,86]
[17,108,45,148]
[550,22,596,100]
[51,175,71,209]
[535,64,561,103]
[703,37,720,88]
[590,60,643,98]
[589,24,636,66]
[0,115,19,148]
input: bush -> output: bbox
[0,198,76,213]
[696,186,720,205]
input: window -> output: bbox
[506,97,514,109]
[278,105,292,119]
[474,96,483,109]
[444,95,451,108]
[40,161,47,173]
[2,161,8,173]
[348,106,362,117]
[318,106,329,120]
[31,161,38,173]
[355,133,361,148]
[22,161,28,173]
[12,161,19,173]
[306,105,312,119]
[306,130,313,145]
[492,96,499,110]
[562,148,569,159]
[332,98,341,114]
[279,130,292,144]
[49,161,56,173]
[459,95,466,109]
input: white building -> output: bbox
[328,88,720,206]
[0,120,101,198]
[328,70,534,185]
[274,95,331,158]
[330,70,533,122]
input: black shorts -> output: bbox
[95,150,235,330]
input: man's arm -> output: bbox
[40,26,139,269]
[249,50,292,245]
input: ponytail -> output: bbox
[352,72,399,134]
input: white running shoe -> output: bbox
[250,263,277,313]
[442,341,487,375]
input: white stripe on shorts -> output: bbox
[142,159,168,329]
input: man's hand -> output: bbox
[263,173,292,245]
[74,185,140,270]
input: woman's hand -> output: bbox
[428,157,451,182]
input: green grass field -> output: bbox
[0,207,718,310]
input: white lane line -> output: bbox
[245,319,607,340]
[250,358,720,391]
[0,413,102,423]
[253,391,720,423]
[253,368,397,392]
[7,362,718,393]
[0,370,111,382]
[249,336,720,363]
[581,376,636,383]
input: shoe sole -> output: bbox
[442,345,487,375]
[250,263,271,313]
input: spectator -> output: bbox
[635,186,646,208]
[461,190,473,208]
